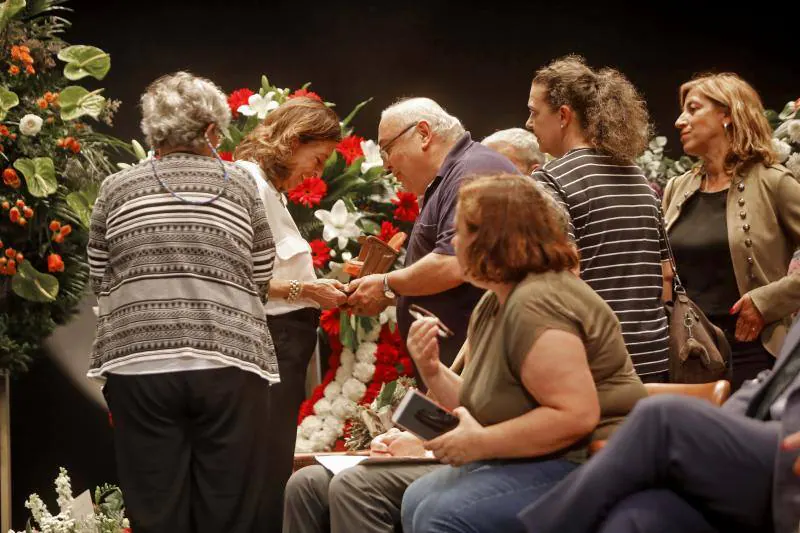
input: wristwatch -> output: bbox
[382,274,396,299]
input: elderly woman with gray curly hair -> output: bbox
[88,71,278,533]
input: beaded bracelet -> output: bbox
[286,279,302,302]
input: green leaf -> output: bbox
[59,86,106,121]
[376,380,397,409]
[131,139,147,160]
[0,86,19,120]
[340,312,356,351]
[322,151,346,181]
[359,218,380,235]
[66,188,97,228]
[12,260,59,302]
[58,45,111,80]
[341,98,373,129]
[13,157,56,197]
[261,75,271,94]
[0,0,25,32]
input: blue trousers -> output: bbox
[401,457,577,533]
[518,395,779,533]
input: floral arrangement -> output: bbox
[344,375,416,451]
[768,97,800,177]
[637,136,694,197]
[0,0,129,374]
[10,467,130,533]
[219,77,418,452]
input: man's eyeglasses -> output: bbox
[379,122,419,161]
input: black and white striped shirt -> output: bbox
[535,148,669,377]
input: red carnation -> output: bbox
[309,239,332,269]
[321,309,341,336]
[218,151,233,162]
[328,335,343,357]
[375,343,400,365]
[333,438,348,452]
[336,135,365,165]
[378,221,399,243]
[391,192,419,222]
[290,88,323,102]
[228,88,254,119]
[374,364,399,384]
[379,324,402,346]
[298,400,315,424]
[361,382,383,405]
[327,353,341,371]
[288,176,328,208]
[398,357,415,376]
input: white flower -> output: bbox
[380,306,397,326]
[360,139,384,173]
[772,138,792,163]
[353,361,376,383]
[313,398,333,417]
[299,415,324,438]
[19,114,43,136]
[323,381,342,400]
[331,396,358,419]
[295,436,315,453]
[340,348,356,369]
[323,415,345,435]
[315,199,362,249]
[786,153,800,178]
[324,260,350,283]
[308,430,332,452]
[342,378,367,402]
[54,467,73,514]
[787,120,800,144]
[335,365,351,384]
[356,342,378,363]
[648,136,667,153]
[779,100,797,120]
[357,319,381,342]
[237,91,280,119]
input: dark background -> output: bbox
[10,0,799,527]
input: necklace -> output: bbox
[150,144,229,205]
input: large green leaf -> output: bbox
[339,312,356,351]
[341,98,373,129]
[58,45,111,80]
[0,0,25,32]
[0,86,19,121]
[376,380,397,409]
[12,260,59,302]
[66,188,97,228]
[13,157,56,197]
[359,218,380,235]
[59,86,106,121]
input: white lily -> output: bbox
[314,199,362,249]
[360,139,384,173]
[237,91,280,119]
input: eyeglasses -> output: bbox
[379,122,419,161]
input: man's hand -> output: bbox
[369,428,426,457]
[346,274,392,316]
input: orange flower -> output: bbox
[59,224,72,237]
[7,65,19,75]
[49,220,61,232]
[21,206,33,218]
[4,248,14,258]
[17,217,26,226]
[25,64,35,75]
[37,98,47,109]
[1,201,8,210]
[53,233,64,243]
[6,259,16,275]
[43,91,57,103]
[15,252,22,263]
[3,168,20,189]
[15,199,24,209]
[47,253,65,273]
[9,207,19,223]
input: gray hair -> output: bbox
[381,97,465,141]
[140,71,231,151]
[482,128,545,168]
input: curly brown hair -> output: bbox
[679,73,776,172]
[533,55,651,164]
[457,174,579,283]
[233,97,342,188]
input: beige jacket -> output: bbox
[663,162,800,356]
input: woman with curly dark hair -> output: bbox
[526,55,671,383]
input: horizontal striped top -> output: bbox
[87,153,279,383]
[535,148,669,377]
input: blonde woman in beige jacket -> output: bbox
[663,72,800,390]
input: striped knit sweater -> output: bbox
[87,153,279,382]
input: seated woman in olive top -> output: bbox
[400,173,647,533]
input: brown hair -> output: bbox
[679,73,776,172]
[533,55,650,164]
[234,97,342,188]
[457,174,578,283]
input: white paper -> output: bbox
[69,490,94,520]
[314,454,369,475]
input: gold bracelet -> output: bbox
[286,279,302,302]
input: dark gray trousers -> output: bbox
[518,395,780,533]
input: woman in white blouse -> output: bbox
[234,97,347,530]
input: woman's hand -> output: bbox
[731,294,766,342]
[304,279,348,309]
[424,407,486,466]
[369,428,426,457]
[407,316,442,378]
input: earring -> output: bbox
[724,122,731,131]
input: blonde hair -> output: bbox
[140,71,231,151]
[234,97,342,188]
[679,73,776,172]
[533,55,651,164]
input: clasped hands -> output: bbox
[342,273,394,316]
